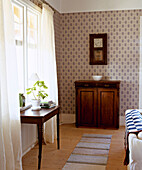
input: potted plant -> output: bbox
[26,81,48,110]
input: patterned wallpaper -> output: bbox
[54,11,62,104]
[59,10,142,116]
[28,0,142,117]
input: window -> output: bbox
[12,0,41,93]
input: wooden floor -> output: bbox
[22,124,127,170]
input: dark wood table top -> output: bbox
[20,106,59,124]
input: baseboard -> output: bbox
[61,114,125,126]
[60,114,76,124]
[22,140,38,157]
[120,115,125,126]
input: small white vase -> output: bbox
[31,99,41,110]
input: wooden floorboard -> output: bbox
[22,124,127,170]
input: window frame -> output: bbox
[12,0,41,94]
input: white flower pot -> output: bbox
[31,99,41,110]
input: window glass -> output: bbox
[27,10,38,86]
[13,3,24,93]
[12,1,41,96]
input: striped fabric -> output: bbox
[125,109,142,132]
[124,109,142,165]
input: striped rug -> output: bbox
[63,134,112,170]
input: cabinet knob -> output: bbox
[104,84,109,87]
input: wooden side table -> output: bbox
[20,106,60,170]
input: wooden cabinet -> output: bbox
[75,80,120,128]
[77,88,97,127]
[98,88,118,128]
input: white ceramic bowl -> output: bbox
[92,75,102,81]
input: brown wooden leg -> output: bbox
[57,112,60,149]
[42,126,46,145]
[37,124,42,170]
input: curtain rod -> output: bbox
[38,0,58,13]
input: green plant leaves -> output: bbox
[27,91,31,95]
[37,91,48,100]
[26,88,31,91]
[26,80,48,100]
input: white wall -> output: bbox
[60,0,142,13]
[45,0,61,12]
[21,124,37,155]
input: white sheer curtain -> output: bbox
[40,4,58,143]
[0,0,22,169]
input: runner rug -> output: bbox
[63,134,112,170]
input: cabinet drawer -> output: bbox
[100,83,117,88]
[75,82,93,87]
[75,82,118,88]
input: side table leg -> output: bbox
[37,124,43,170]
[57,113,60,149]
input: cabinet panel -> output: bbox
[98,88,117,128]
[75,80,120,128]
[76,88,97,127]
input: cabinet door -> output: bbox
[98,88,118,128]
[76,88,97,127]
